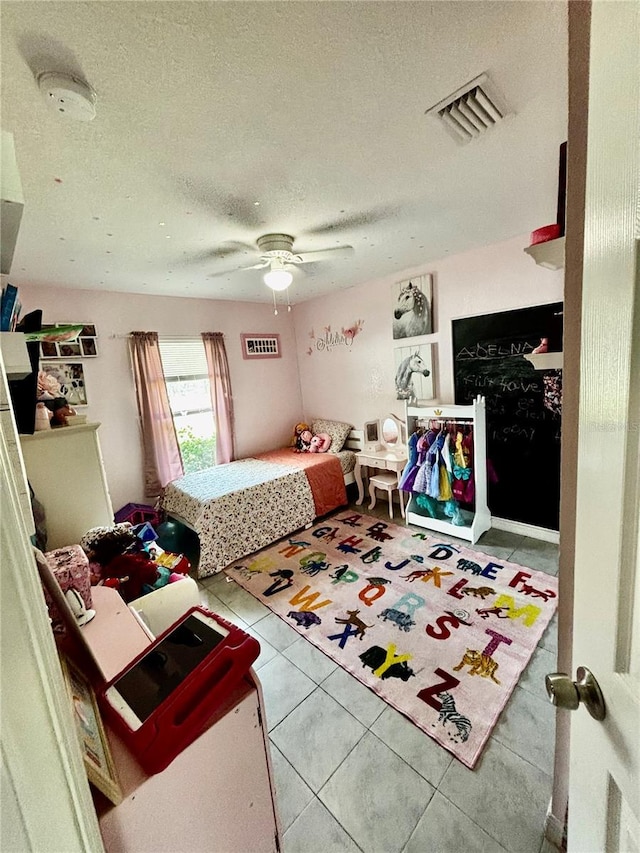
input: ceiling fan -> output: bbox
[207,233,354,290]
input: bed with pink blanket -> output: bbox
[160,447,354,578]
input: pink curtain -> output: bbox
[202,332,235,464]
[129,331,183,497]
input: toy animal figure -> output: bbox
[334,609,373,640]
[453,649,501,684]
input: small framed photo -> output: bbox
[392,273,433,339]
[39,323,99,358]
[60,656,122,805]
[40,361,88,406]
[394,342,435,401]
[241,333,281,359]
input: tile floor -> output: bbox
[197,503,559,853]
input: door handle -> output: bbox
[545,666,606,720]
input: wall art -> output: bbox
[306,320,364,355]
[392,274,433,339]
[394,342,434,401]
[40,361,88,406]
[39,323,98,359]
[241,333,281,359]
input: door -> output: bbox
[569,1,640,850]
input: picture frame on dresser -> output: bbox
[39,361,88,406]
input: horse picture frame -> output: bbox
[394,343,435,401]
[392,273,433,339]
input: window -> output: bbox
[158,338,215,473]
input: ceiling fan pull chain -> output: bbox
[287,291,292,312]
[273,291,278,316]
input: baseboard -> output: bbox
[544,802,566,850]
[492,516,559,544]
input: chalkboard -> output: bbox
[452,302,563,530]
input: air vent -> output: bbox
[425,73,510,145]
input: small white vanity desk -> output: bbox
[354,415,407,515]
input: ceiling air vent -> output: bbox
[425,73,510,145]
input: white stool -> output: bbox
[368,471,405,519]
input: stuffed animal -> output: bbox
[295,429,313,453]
[309,432,332,453]
[292,422,310,449]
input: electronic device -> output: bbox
[100,606,260,774]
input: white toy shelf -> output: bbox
[404,396,491,544]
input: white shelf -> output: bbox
[524,352,564,370]
[523,236,565,270]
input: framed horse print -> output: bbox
[392,273,433,339]
[394,343,434,402]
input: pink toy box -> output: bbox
[43,544,93,633]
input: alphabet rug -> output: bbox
[225,511,558,768]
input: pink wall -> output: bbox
[22,285,302,510]
[292,234,563,429]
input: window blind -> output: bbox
[158,338,208,378]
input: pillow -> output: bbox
[311,419,352,453]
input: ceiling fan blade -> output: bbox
[208,240,255,259]
[176,241,254,267]
[294,246,354,264]
[206,258,268,278]
[304,206,397,236]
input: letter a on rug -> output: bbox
[225,512,558,768]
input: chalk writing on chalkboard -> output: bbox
[453,303,563,531]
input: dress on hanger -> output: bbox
[398,431,420,492]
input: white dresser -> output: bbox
[20,422,114,549]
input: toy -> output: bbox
[309,432,332,453]
[295,429,313,453]
[100,552,160,603]
[292,422,310,450]
[80,523,137,569]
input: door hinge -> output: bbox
[257,704,263,728]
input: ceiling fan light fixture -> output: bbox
[263,259,293,290]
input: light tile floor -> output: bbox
[198,503,559,853]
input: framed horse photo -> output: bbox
[392,274,433,340]
[394,343,434,402]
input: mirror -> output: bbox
[363,420,381,451]
[381,414,407,455]
[381,417,399,446]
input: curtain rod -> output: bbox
[108,333,223,339]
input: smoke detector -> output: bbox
[37,72,96,122]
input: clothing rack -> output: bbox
[403,396,491,544]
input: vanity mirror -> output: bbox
[381,414,407,456]
[363,420,382,452]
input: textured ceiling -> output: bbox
[0,1,567,304]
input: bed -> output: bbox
[160,428,362,578]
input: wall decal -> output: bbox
[307,320,364,355]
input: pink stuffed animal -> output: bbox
[309,432,332,453]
